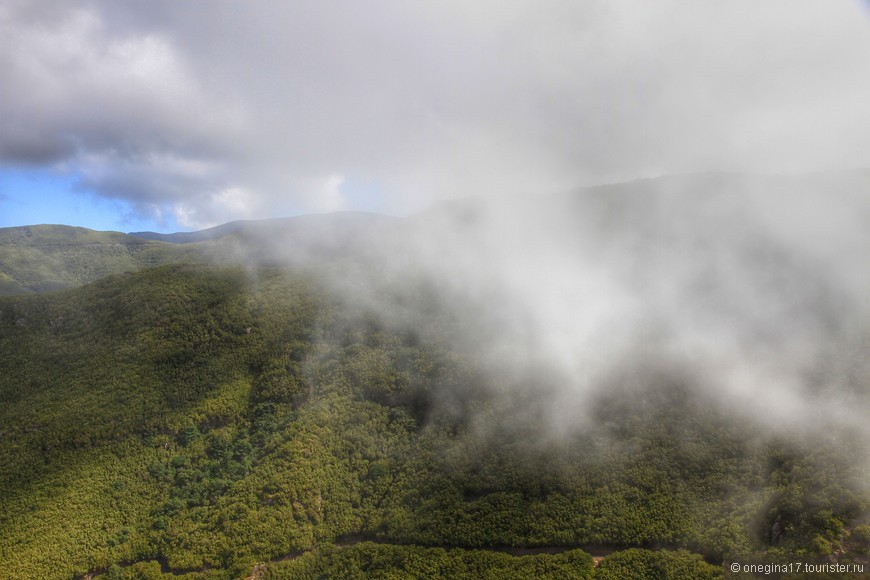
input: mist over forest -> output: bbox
[3,1,870,578]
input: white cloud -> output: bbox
[2,1,870,224]
[173,187,256,229]
[318,174,347,213]
[297,174,348,213]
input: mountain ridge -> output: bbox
[0,211,400,295]
[128,210,398,243]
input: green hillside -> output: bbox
[0,213,397,296]
[0,225,201,295]
[1,264,867,578]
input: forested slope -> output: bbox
[1,264,868,578]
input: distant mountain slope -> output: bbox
[187,211,402,267]
[0,225,199,295]
[0,212,399,295]
[130,211,397,244]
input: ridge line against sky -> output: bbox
[2,1,870,233]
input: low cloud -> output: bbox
[303,171,870,447]
[2,1,870,226]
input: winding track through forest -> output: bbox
[243,536,649,579]
[82,541,615,578]
[84,537,702,578]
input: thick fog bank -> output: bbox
[323,172,870,445]
[222,172,870,447]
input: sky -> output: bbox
[1,1,870,233]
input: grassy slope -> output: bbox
[0,265,868,579]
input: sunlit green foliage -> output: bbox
[262,543,594,579]
[595,548,722,579]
